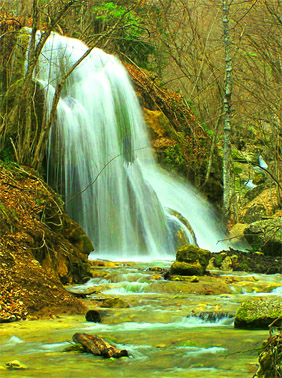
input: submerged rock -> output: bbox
[66,286,97,298]
[6,360,27,370]
[197,311,235,322]
[234,298,282,329]
[169,244,211,276]
[98,297,129,308]
[169,275,199,282]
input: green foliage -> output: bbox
[92,2,154,68]
[161,144,186,174]
[93,2,130,21]
[202,122,214,136]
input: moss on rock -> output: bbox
[234,298,282,329]
[176,244,211,266]
[170,261,204,276]
[169,244,211,277]
[208,249,282,274]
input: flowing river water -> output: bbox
[2,30,281,377]
[1,260,282,378]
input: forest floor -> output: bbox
[0,162,89,322]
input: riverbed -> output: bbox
[1,260,281,378]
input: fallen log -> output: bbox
[72,333,129,358]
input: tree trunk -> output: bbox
[222,0,232,219]
[72,333,129,358]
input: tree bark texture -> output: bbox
[72,333,129,358]
[222,0,232,218]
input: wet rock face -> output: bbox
[234,298,282,329]
[244,217,282,256]
[241,204,268,223]
[169,244,211,276]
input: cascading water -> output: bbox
[34,31,230,259]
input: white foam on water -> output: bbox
[7,336,25,344]
[83,316,233,333]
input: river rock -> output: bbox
[85,310,101,323]
[98,297,129,308]
[170,261,203,276]
[197,311,235,322]
[169,244,211,276]
[6,360,27,370]
[244,217,282,256]
[234,298,282,329]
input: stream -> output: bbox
[1,260,282,378]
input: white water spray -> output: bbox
[34,31,230,259]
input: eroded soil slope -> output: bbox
[0,163,93,321]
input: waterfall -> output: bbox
[34,31,230,259]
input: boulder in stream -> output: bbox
[234,298,282,329]
[169,244,211,276]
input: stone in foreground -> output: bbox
[234,298,282,329]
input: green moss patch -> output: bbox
[234,298,282,329]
